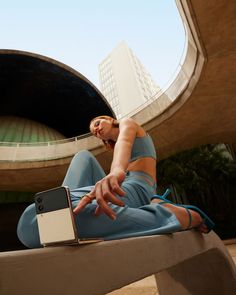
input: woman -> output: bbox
[73,115,158,219]
[17,116,214,248]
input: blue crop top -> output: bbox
[129,134,157,162]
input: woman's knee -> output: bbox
[74,150,93,159]
[71,150,95,163]
[75,150,100,166]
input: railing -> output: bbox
[0,134,105,162]
[0,132,91,147]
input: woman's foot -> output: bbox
[151,199,209,233]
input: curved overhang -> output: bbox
[141,0,236,160]
[1,0,236,192]
[0,50,114,191]
[0,49,114,137]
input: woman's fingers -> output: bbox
[101,180,125,207]
[102,174,126,198]
[95,184,117,220]
[73,194,94,215]
[94,203,117,219]
[96,202,117,220]
[109,176,126,196]
[94,205,103,216]
[73,174,126,219]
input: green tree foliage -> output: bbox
[157,144,236,239]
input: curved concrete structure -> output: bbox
[139,0,236,160]
[0,51,113,191]
[0,136,105,192]
[1,231,236,294]
[1,0,236,192]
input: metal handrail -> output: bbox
[0,132,91,147]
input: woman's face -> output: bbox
[90,118,113,140]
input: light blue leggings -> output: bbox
[17,151,181,248]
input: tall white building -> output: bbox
[99,41,161,118]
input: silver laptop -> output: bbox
[34,186,103,247]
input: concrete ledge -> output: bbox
[0,231,236,295]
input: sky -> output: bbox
[0,0,186,89]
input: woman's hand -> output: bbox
[73,168,126,219]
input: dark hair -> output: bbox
[89,115,119,150]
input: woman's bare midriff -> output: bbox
[127,157,156,184]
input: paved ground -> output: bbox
[107,240,236,295]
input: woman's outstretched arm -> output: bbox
[74,118,138,219]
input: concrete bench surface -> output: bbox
[1,230,236,295]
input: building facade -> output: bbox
[99,41,161,118]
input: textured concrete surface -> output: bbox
[1,232,235,295]
[107,242,236,295]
